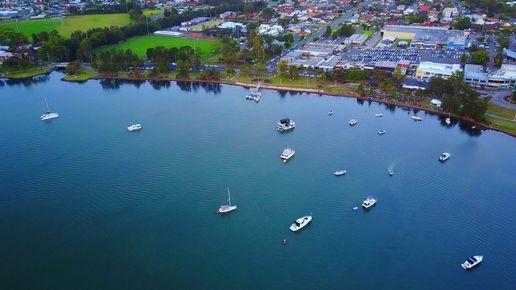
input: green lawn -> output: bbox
[1,14,132,37]
[63,67,98,81]
[97,35,221,61]
[4,67,52,79]
[485,103,516,135]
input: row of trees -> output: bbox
[425,73,487,121]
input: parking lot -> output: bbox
[342,48,465,65]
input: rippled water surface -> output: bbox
[1,73,515,290]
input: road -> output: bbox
[478,89,516,110]
[266,0,373,72]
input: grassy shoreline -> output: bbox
[59,70,515,137]
[3,67,53,79]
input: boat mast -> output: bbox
[227,187,231,206]
[44,97,50,112]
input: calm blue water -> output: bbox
[1,73,515,290]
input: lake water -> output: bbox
[1,73,515,290]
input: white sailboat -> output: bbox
[218,187,237,214]
[40,97,59,121]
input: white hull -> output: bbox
[362,197,377,209]
[128,124,142,132]
[439,153,451,162]
[40,113,59,121]
[334,170,347,176]
[411,116,423,121]
[290,215,312,232]
[461,255,483,270]
[375,113,383,117]
[218,205,237,214]
[281,148,295,162]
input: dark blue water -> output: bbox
[1,73,515,290]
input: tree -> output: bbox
[471,49,489,66]
[425,72,487,121]
[288,65,300,80]
[494,51,503,68]
[453,17,471,30]
[261,7,274,20]
[498,36,510,49]
[324,26,332,37]
[65,60,80,74]
[278,60,288,78]
[460,53,468,65]
[255,62,267,77]
[241,64,251,77]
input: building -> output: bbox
[415,61,461,80]
[487,64,516,89]
[381,25,466,49]
[258,24,284,36]
[463,64,488,87]
[442,7,459,22]
[344,34,368,45]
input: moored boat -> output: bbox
[281,148,295,162]
[349,119,358,126]
[388,167,394,176]
[334,170,347,176]
[127,124,142,132]
[377,129,386,135]
[217,187,237,214]
[461,255,483,270]
[445,117,451,125]
[375,113,383,117]
[289,215,312,232]
[362,196,377,209]
[439,152,451,162]
[276,118,296,132]
[40,97,59,121]
[411,116,423,121]
[328,110,334,116]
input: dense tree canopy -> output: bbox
[425,73,487,121]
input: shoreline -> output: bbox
[24,73,516,137]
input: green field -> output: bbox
[1,14,132,37]
[97,35,221,60]
[485,103,516,135]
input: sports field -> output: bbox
[1,13,132,37]
[97,35,221,60]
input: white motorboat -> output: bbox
[349,119,358,126]
[439,152,451,162]
[289,215,312,232]
[375,113,383,117]
[127,124,142,132]
[276,118,296,132]
[461,255,483,270]
[40,97,59,121]
[280,148,295,162]
[253,92,261,102]
[377,129,386,135]
[218,187,237,214]
[334,170,347,176]
[246,90,261,102]
[362,196,377,209]
[411,116,423,121]
[328,110,334,116]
